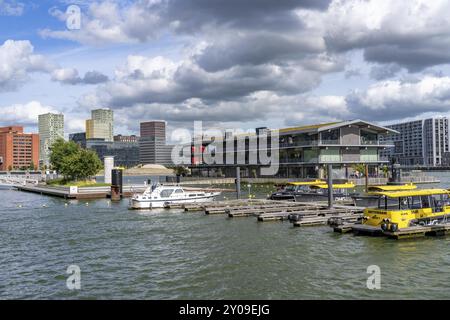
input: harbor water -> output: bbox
[1,172,450,299]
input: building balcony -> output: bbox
[279,139,393,148]
[361,139,394,146]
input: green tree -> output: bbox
[50,139,102,181]
[75,149,103,179]
[50,138,79,173]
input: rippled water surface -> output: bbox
[1,172,450,299]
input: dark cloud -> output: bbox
[194,32,324,72]
[82,71,109,84]
[165,0,331,33]
[92,60,323,109]
[364,44,450,72]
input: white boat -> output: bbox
[130,184,221,209]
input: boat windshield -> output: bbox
[378,194,450,211]
[160,189,175,198]
[284,185,296,192]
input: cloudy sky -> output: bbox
[2,0,450,140]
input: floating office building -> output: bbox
[179,120,397,178]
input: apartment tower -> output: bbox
[38,113,64,168]
[86,108,114,142]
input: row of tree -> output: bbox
[50,139,102,182]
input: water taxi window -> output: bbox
[160,189,174,197]
[174,189,184,193]
[296,185,310,192]
[378,196,398,210]
[409,196,422,209]
[431,194,445,210]
[285,185,296,192]
[421,196,431,208]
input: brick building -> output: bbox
[0,126,39,171]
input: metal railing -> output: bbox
[361,139,394,146]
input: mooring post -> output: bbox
[236,166,241,199]
[327,164,333,209]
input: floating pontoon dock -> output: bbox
[333,221,450,239]
[165,199,364,227]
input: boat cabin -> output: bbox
[363,189,450,230]
[308,182,356,195]
[284,180,325,192]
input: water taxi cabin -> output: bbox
[363,189,450,231]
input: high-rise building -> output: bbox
[380,117,450,166]
[86,139,140,168]
[69,132,87,148]
[0,126,39,171]
[114,134,139,143]
[38,113,64,168]
[139,121,173,165]
[86,108,114,142]
[140,121,166,141]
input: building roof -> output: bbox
[186,119,399,145]
[279,119,399,135]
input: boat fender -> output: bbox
[390,223,398,232]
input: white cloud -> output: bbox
[347,76,450,120]
[51,68,109,85]
[0,101,57,127]
[0,0,24,16]
[0,40,54,92]
[323,0,450,71]
[51,67,80,84]
[41,1,161,45]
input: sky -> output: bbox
[2,0,450,142]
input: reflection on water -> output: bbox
[1,174,450,299]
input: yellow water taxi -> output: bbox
[288,180,325,186]
[362,189,450,232]
[367,183,417,192]
[270,181,355,202]
[309,182,355,190]
[353,183,418,207]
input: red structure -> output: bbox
[0,126,39,171]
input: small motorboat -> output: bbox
[130,184,221,209]
[269,181,355,204]
[269,180,325,201]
